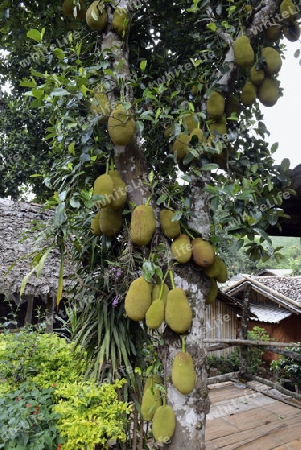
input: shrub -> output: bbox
[271,344,301,392]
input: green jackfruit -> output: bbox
[112,7,129,37]
[152,405,176,444]
[209,115,227,136]
[172,351,196,395]
[93,173,114,207]
[233,35,254,68]
[130,205,156,246]
[189,127,204,143]
[86,1,108,30]
[262,47,282,75]
[152,282,169,305]
[108,169,127,209]
[90,211,102,236]
[283,21,300,41]
[207,91,225,120]
[204,255,227,283]
[62,0,86,19]
[172,133,190,162]
[99,207,123,236]
[192,238,215,268]
[206,277,218,305]
[240,81,257,107]
[141,386,162,421]
[146,299,165,330]
[125,276,152,321]
[280,0,297,22]
[165,288,192,334]
[183,113,199,132]
[258,77,280,107]
[171,234,192,264]
[250,65,265,85]
[264,25,282,42]
[160,209,181,239]
[225,95,241,119]
[108,104,136,146]
[144,375,163,392]
[90,92,110,121]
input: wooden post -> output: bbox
[239,283,252,379]
[24,295,34,326]
[45,294,54,333]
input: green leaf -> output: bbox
[140,60,147,71]
[201,163,219,171]
[206,22,217,32]
[27,29,43,43]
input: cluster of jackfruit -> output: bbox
[90,169,127,237]
[84,2,129,37]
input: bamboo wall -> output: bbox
[206,301,237,357]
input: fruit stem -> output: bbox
[169,269,175,289]
[181,335,186,353]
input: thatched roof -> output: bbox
[0,198,72,300]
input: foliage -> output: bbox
[207,351,240,375]
[271,344,301,391]
[0,331,130,449]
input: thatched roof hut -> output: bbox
[0,198,72,330]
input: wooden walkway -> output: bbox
[206,380,301,450]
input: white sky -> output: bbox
[261,39,301,170]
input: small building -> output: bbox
[225,276,301,362]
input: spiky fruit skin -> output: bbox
[204,256,227,283]
[90,92,110,121]
[172,351,196,394]
[130,205,156,246]
[152,283,169,305]
[86,1,108,30]
[190,127,204,143]
[93,173,114,207]
[258,77,280,107]
[159,210,181,239]
[172,133,190,162]
[170,234,192,264]
[152,405,176,444]
[165,288,192,334]
[225,95,241,119]
[250,65,265,86]
[146,299,165,330]
[192,238,215,268]
[233,35,254,68]
[264,25,282,42]
[107,170,127,209]
[241,81,257,107]
[91,211,102,236]
[125,276,152,321]
[183,113,199,132]
[99,207,123,236]
[108,104,136,146]
[144,375,163,392]
[280,0,297,22]
[206,277,218,305]
[207,91,225,120]
[262,47,282,75]
[141,386,162,421]
[112,7,128,37]
[209,115,227,136]
[283,20,300,41]
[62,0,86,19]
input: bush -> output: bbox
[271,344,301,392]
[207,351,239,375]
[0,331,131,449]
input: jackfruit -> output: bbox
[86,1,108,30]
[172,133,190,162]
[190,83,199,96]
[108,169,127,209]
[206,277,218,305]
[165,288,192,334]
[130,205,156,246]
[91,211,102,236]
[262,47,282,75]
[108,104,136,146]
[112,7,129,37]
[164,125,172,139]
[144,375,163,392]
[90,92,110,121]
[192,238,215,268]
[172,351,196,395]
[62,0,86,19]
[204,255,227,283]
[160,209,181,239]
[264,25,282,42]
[171,234,192,264]
[280,0,297,22]
[233,35,254,68]
[283,20,300,41]
[152,282,169,305]
[99,206,123,236]
[152,405,176,444]
[207,91,225,120]
[93,173,114,207]
[141,386,162,421]
[225,95,241,119]
[250,65,265,85]
[125,276,152,321]
[209,115,227,136]
[240,81,257,107]
[183,113,199,132]
[146,299,165,330]
[258,77,280,107]
[189,127,204,143]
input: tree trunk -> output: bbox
[24,294,34,326]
